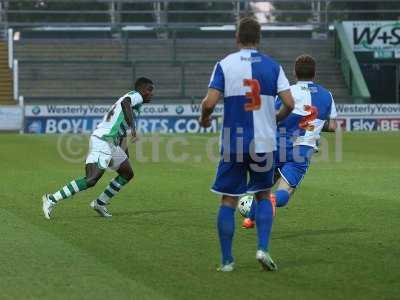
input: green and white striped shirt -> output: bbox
[92,91,143,144]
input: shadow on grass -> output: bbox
[279,257,333,270]
[111,209,180,217]
[240,257,331,272]
[273,227,365,240]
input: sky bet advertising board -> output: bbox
[24,103,400,134]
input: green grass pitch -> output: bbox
[0,132,399,300]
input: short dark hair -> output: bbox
[135,77,153,90]
[237,17,261,46]
[295,55,316,80]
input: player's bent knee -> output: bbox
[221,195,238,208]
[254,190,271,201]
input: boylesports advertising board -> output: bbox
[24,104,400,134]
[24,104,223,134]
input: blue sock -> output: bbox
[275,190,290,207]
[248,199,256,221]
[255,199,274,251]
[217,205,235,265]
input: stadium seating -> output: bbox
[0,42,14,105]
[15,36,352,102]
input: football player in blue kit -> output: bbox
[199,17,295,272]
[242,54,338,229]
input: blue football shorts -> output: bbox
[211,152,275,196]
[274,145,314,188]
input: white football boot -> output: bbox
[90,200,112,218]
[256,250,278,271]
[217,262,235,272]
[42,194,56,220]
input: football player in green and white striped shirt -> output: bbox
[42,77,154,219]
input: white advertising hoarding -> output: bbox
[343,21,400,52]
[20,103,400,134]
[0,106,22,130]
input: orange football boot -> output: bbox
[242,218,255,229]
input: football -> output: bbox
[238,194,254,217]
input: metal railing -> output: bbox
[1,0,400,30]
[334,22,370,102]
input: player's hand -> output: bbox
[130,131,139,143]
[199,116,212,128]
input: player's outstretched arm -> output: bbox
[276,89,294,122]
[199,88,221,128]
[121,97,137,142]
